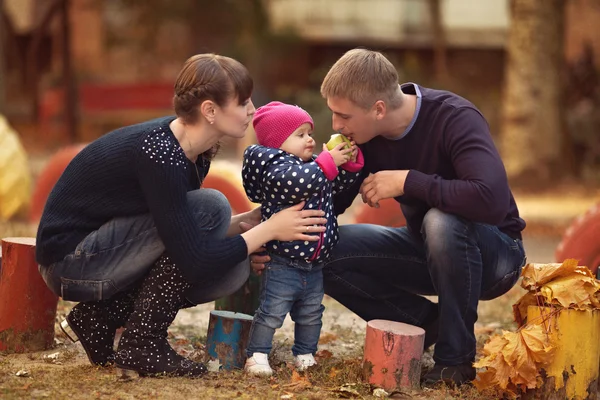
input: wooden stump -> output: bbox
[363,320,425,391]
[214,272,260,315]
[205,310,254,370]
[0,238,58,352]
[525,306,600,400]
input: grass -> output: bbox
[0,292,518,400]
[0,218,534,399]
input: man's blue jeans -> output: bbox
[246,254,325,357]
[38,189,250,305]
[323,208,526,365]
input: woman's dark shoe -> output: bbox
[60,302,116,366]
[115,254,207,378]
[60,287,139,366]
[421,362,476,387]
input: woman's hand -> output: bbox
[240,201,326,255]
[267,202,326,242]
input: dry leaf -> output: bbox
[512,292,541,327]
[521,259,592,290]
[329,367,340,379]
[540,274,600,309]
[284,370,312,391]
[331,384,362,398]
[520,325,554,365]
[476,260,595,397]
[316,349,333,359]
[318,332,338,344]
[474,325,553,393]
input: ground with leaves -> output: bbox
[0,226,559,400]
[1,153,598,399]
[1,292,520,400]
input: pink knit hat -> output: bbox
[253,101,314,149]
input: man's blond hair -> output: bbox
[321,48,402,110]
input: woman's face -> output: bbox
[214,97,256,139]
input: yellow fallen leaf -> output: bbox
[521,259,582,290]
[329,367,340,379]
[475,325,553,394]
[513,292,542,327]
[540,275,600,309]
[520,325,554,365]
[286,370,311,391]
[480,334,509,356]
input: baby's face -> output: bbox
[280,123,315,161]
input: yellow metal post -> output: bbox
[527,306,600,399]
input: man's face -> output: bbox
[326,97,377,145]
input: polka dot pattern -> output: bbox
[64,286,140,366]
[242,145,361,262]
[141,126,188,168]
[115,254,207,377]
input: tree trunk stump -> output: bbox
[363,320,425,391]
[205,310,254,370]
[0,237,58,352]
[524,307,600,400]
[214,272,260,315]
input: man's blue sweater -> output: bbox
[334,84,526,239]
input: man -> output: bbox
[250,48,526,386]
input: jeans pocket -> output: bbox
[60,278,118,302]
[39,263,61,297]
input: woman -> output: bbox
[36,54,327,378]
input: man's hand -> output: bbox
[239,206,261,230]
[228,207,262,236]
[249,251,270,275]
[359,170,408,208]
[240,218,270,276]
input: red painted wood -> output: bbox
[363,319,425,390]
[555,202,600,276]
[0,238,58,352]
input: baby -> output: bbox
[242,101,364,376]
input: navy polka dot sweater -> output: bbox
[242,144,364,263]
[35,116,248,283]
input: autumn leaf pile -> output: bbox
[473,259,600,397]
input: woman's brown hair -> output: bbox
[173,53,253,159]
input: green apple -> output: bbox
[326,133,352,151]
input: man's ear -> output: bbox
[374,100,386,120]
[200,100,216,124]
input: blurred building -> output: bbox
[1,0,599,145]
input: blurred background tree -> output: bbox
[500,0,569,186]
[1,0,598,187]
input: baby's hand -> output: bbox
[323,143,352,167]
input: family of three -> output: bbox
[36,48,526,387]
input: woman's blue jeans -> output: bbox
[38,189,250,305]
[323,208,526,366]
[246,254,325,357]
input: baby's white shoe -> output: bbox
[245,352,273,376]
[294,353,317,371]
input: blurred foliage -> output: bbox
[96,0,302,83]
